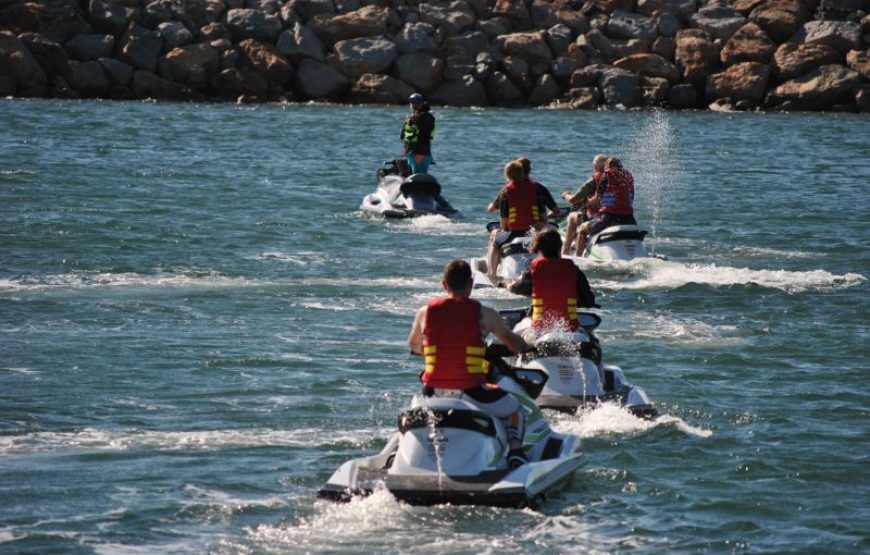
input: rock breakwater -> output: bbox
[0,0,867,111]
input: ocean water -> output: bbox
[1,99,868,554]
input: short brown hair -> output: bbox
[531,229,562,258]
[605,157,622,170]
[517,157,531,176]
[443,259,472,291]
[504,160,524,182]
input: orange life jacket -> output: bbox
[422,297,487,389]
[503,179,539,231]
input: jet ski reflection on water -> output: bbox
[360,160,459,219]
[318,358,585,508]
[492,308,657,418]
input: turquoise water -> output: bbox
[1,100,868,554]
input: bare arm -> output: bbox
[481,306,529,354]
[407,306,426,355]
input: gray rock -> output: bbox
[419,2,475,38]
[530,0,558,29]
[668,82,698,108]
[220,49,239,70]
[141,0,174,29]
[551,56,585,83]
[292,0,336,23]
[210,67,269,99]
[200,22,231,42]
[247,0,281,14]
[132,69,196,100]
[238,39,294,87]
[174,1,224,31]
[587,29,648,63]
[394,22,438,54]
[474,51,496,81]
[564,86,600,109]
[98,57,133,86]
[20,33,70,83]
[613,53,680,83]
[442,31,491,59]
[652,36,676,60]
[87,0,135,37]
[768,64,862,110]
[117,23,163,71]
[501,56,531,90]
[226,8,283,42]
[443,55,474,81]
[657,13,682,38]
[605,10,658,44]
[528,73,561,105]
[690,5,745,42]
[640,75,669,106]
[598,67,641,107]
[546,24,574,57]
[159,43,220,88]
[42,5,94,44]
[158,22,193,52]
[638,0,697,23]
[347,73,414,104]
[277,22,326,63]
[69,59,109,96]
[485,71,523,104]
[65,34,114,61]
[333,36,398,81]
[475,17,511,39]
[791,21,862,54]
[494,31,553,65]
[396,52,444,92]
[570,64,609,87]
[294,58,348,98]
[429,74,487,106]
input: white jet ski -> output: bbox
[469,223,535,289]
[318,364,585,508]
[493,308,657,419]
[360,161,458,219]
[577,224,650,262]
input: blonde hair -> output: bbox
[504,160,524,182]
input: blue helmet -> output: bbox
[409,93,424,104]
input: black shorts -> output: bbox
[587,213,636,235]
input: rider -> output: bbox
[408,259,532,468]
[486,160,547,282]
[401,93,435,175]
[576,157,636,255]
[561,154,607,255]
[505,229,597,340]
[487,157,559,221]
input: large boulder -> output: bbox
[637,0,697,22]
[689,5,746,42]
[791,21,861,54]
[442,31,491,59]
[486,70,523,104]
[555,10,589,35]
[294,58,348,98]
[494,31,553,65]
[277,23,326,63]
[347,73,413,104]
[292,0,335,23]
[159,42,220,88]
[69,59,109,97]
[333,36,397,81]
[419,2,475,38]
[64,34,114,61]
[551,55,586,83]
[117,23,162,71]
[37,3,94,44]
[87,0,136,37]
[706,61,770,102]
[225,8,283,42]
[475,16,512,39]
[674,29,719,88]
[749,0,812,43]
[19,33,70,83]
[309,6,387,48]
[613,53,680,83]
[772,42,842,82]
[668,82,698,107]
[429,74,487,106]
[493,0,532,31]
[640,75,670,106]
[172,0,224,31]
[394,22,438,54]
[0,31,46,94]
[132,69,197,100]
[0,3,41,35]
[158,22,193,52]
[846,49,870,80]
[563,86,600,110]
[598,67,641,107]
[545,23,574,57]
[528,73,562,105]
[238,39,294,87]
[720,22,776,66]
[500,56,532,92]
[396,52,444,92]
[585,29,648,63]
[98,56,133,86]
[768,64,862,110]
[604,10,658,44]
[210,67,269,100]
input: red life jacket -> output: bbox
[503,179,539,231]
[599,168,634,215]
[531,257,579,331]
[422,297,487,389]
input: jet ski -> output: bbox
[492,308,657,419]
[360,160,458,219]
[576,224,650,262]
[469,221,539,288]
[318,362,586,508]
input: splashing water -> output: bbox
[627,110,679,252]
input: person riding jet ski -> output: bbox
[501,229,597,341]
[408,259,533,468]
[576,157,637,254]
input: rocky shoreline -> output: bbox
[1,0,868,111]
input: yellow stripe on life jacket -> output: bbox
[465,345,486,374]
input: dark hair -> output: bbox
[605,157,622,170]
[517,157,531,176]
[532,229,562,258]
[504,160,524,182]
[443,259,472,291]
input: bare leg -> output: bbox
[563,213,578,255]
[575,221,589,256]
[486,230,500,280]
